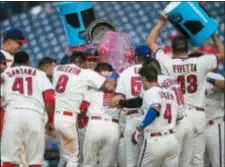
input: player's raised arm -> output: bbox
[211,34,224,63]
[147,12,168,53]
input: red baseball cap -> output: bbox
[3,28,28,44]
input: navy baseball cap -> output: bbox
[0,52,12,63]
[85,48,99,59]
[3,28,27,44]
[135,45,152,58]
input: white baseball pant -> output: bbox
[138,132,179,167]
[174,115,194,167]
[1,108,45,166]
[205,117,224,167]
[124,114,143,167]
[78,127,86,167]
[117,137,126,167]
[54,111,79,167]
[83,118,120,167]
[185,106,206,167]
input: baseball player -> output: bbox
[110,59,194,167]
[204,72,224,167]
[0,52,12,138]
[112,45,152,167]
[147,12,224,167]
[38,57,57,82]
[1,28,27,68]
[85,48,100,70]
[52,51,115,167]
[131,64,179,167]
[82,62,120,167]
[0,51,55,167]
[77,48,101,166]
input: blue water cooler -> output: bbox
[58,2,96,47]
[164,2,218,47]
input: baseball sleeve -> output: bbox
[199,54,219,72]
[39,72,54,92]
[142,88,161,115]
[154,49,172,74]
[84,69,107,90]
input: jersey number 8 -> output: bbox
[56,74,69,93]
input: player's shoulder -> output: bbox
[3,65,41,75]
[81,68,97,76]
[155,48,170,58]
[155,48,165,55]
[196,53,217,61]
[145,86,161,95]
[158,73,173,80]
[207,72,224,80]
[120,64,141,76]
[158,73,177,83]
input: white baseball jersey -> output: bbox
[158,74,185,119]
[84,89,120,119]
[52,64,106,113]
[204,72,224,121]
[0,65,53,114]
[142,86,177,133]
[1,49,14,68]
[116,64,143,98]
[155,49,218,108]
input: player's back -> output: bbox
[116,64,143,99]
[1,65,53,113]
[143,86,177,133]
[156,49,218,108]
[158,74,184,107]
[53,64,106,113]
[85,89,120,119]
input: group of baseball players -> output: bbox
[0,12,224,167]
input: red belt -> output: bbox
[126,110,139,116]
[151,129,174,137]
[91,116,119,124]
[63,111,73,116]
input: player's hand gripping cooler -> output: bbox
[164,1,218,47]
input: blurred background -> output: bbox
[0,1,224,75]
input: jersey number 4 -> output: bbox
[164,104,172,124]
[56,74,69,93]
[12,77,33,96]
[177,74,197,94]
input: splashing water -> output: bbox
[98,31,135,73]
